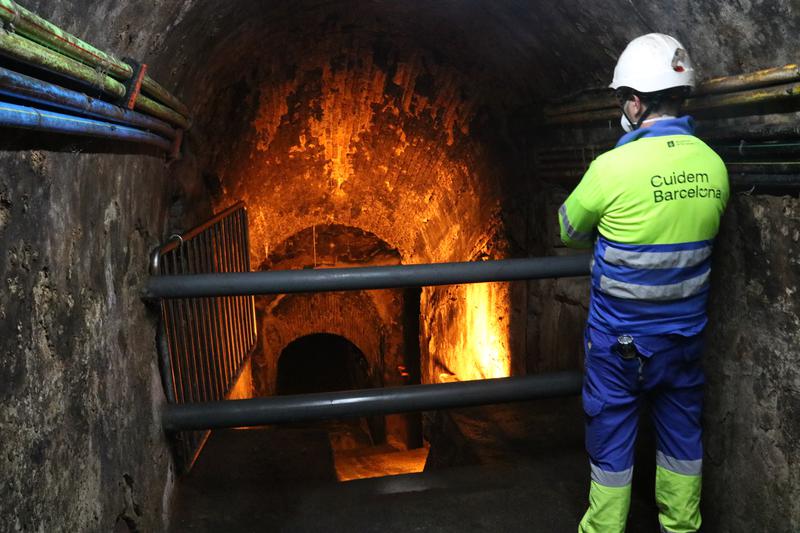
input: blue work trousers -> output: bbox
[581,326,705,533]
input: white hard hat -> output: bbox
[609,33,696,93]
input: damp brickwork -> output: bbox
[198,32,504,267]
[256,291,397,396]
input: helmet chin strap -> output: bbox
[634,96,662,129]
[622,96,664,131]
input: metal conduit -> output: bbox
[144,253,592,299]
[0,0,191,118]
[0,26,190,129]
[545,80,800,126]
[0,100,172,150]
[162,372,584,431]
[730,174,800,188]
[544,63,800,119]
[0,66,176,138]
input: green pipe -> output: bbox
[543,96,616,117]
[539,140,800,161]
[726,162,800,174]
[0,30,188,128]
[0,29,125,98]
[544,107,617,125]
[136,93,190,129]
[0,0,131,79]
[686,81,800,112]
[0,0,190,120]
[142,76,190,118]
[729,174,800,188]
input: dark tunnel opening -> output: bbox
[276,334,371,396]
[273,333,428,481]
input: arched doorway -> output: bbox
[275,333,427,480]
[276,334,372,395]
[276,333,383,449]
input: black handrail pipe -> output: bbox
[145,253,592,299]
[162,371,584,431]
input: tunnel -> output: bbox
[276,334,371,396]
[1,1,799,532]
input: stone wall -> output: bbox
[198,28,506,267]
[525,186,589,374]
[0,149,175,531]
[0,4,200,530]
[704,194,800,532]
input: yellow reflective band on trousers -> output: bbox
[578,481,631,533]
[655,466,702,533]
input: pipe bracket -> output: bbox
[120,58,148,110]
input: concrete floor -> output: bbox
[169,397,660,532]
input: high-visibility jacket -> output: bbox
[558,116,729,336]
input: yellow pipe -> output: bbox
[545,63,800,118]
[695,64,800,96]
[546,81,800,125]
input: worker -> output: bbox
[558,34,729,533]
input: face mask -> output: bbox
[620,113,634,133]
[619,99,635,132]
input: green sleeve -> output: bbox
[558,161,606,248]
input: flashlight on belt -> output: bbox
[615,335,639,360]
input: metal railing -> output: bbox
[150,202,257,472]
[143,254,592,299]
[144,248,591,433]
[162,372,584,431]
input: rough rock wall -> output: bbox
[0,149,174,532]
[0,3,199,531]
[420,226,528,383]
[255,289,419,446]
[185,11,529,391]
[704,194,800,532]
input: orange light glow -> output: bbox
[441,282,511,382]
[334,446,429,482]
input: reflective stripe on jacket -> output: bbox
[558,116,729,336]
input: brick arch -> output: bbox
[253,291,385,396]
